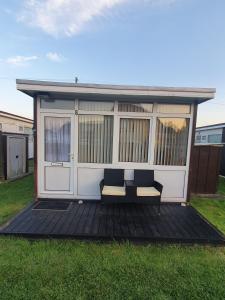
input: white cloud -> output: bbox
[46,52,64,62]
[18,0,125,37]
[18,0,177,38]
[5,55,38,66]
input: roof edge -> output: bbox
[196,122,225,130]
[0,110,33,122]
[16,79,216,94]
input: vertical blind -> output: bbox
[45,117,71,162]
[119,118,150,162]
[78,115,113,163]
[155,118,189,166]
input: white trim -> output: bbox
[183,103,194,200]
[37,97,41,197]
[38,111,75,195]
[17,81,216,100]
[112,101,119,164]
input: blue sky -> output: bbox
[0,0,225,126]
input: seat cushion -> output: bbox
[137,187,160,197]
[102,185,126,196]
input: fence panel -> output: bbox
[189,145,222,194]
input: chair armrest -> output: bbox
[153,181,163,193]
[99,179,104,193]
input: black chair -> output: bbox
[100,169,126,203]
[133,170,163,215]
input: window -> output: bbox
[41,99,75,109]
[155,118,189,166]
[196,135,201,141]
[0,123,2,130]
[157,104,190,114]
[78,115,113,163]
[202,136,206,140]
[24,127,33,135]
[79,101,114,111]
[208,134,222,144]
[119,118,150,162]
[118,103,153,113]
[45,117,71,162]
[18,126,23,132]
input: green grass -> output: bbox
[191,175,225,235]
[28,159,34,173]
[218,176,225,196]
[0,175,225,299]
[191,198,225,234]
[0,175,34,226]
[0,238,225,300]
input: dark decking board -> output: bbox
[0,201,224,244]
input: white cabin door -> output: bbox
[40,113,75,195]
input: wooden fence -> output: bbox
[189,145,222,194]
[220,145,225,176]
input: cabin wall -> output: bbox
[36,98,194,202]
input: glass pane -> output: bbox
[119,118,150,162]
[208,134,222,144]
[41,99,75,109]
[155,118,189,166]
[78,115,113,163]
[157,104,190,114]
[118,102,153,113]
[195,135,201,143]
[79,101,114,111]
[45,117,71,162]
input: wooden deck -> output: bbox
[1,201,224,244]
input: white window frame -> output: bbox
[39,100,193,169]
[115,115,152,167]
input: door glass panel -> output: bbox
[119,118,150,162]
[45,117,71,162]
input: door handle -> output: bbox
[51,162,63,166]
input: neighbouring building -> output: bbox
[195,123,225,145]
[0,110,34,158]
[0,111,33,180]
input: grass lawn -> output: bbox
[0,175,225,299]
[218,176,225,196]
[0,238,225,300]
[0,175,34,226]
[191,198,225,234]
[191,176,225,235]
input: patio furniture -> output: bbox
[100,169,163,214]
[133,170,163,214]
[100,169,126,203]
